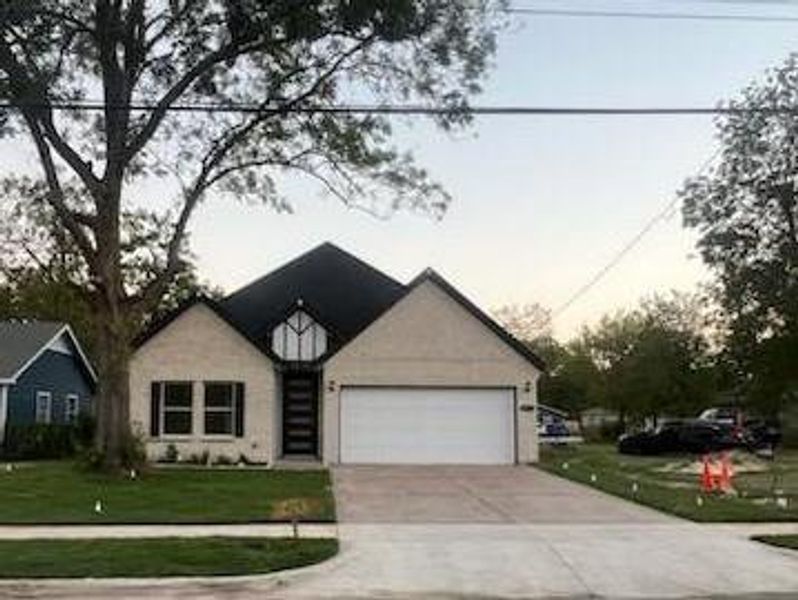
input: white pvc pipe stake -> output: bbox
[94,500,103,514]
[632,482,639,494]
[696,496,703,507]
[590,473,597,483]
[562,462,569,470]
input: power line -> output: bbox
[1,100,797,116]
[504,6,798,22]
[552,148,722,319]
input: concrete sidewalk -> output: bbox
[0,523,797,599]
[0,523,337,539]
[0,520,793,541]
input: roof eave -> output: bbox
[406,269,548,372]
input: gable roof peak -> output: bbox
[220,242,406,350]
[0,319,95,383]
[405,268,547,372]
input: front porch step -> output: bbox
[273,455,323,470]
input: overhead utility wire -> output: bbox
[2,101,798,116]
[552,148,722,319]
[503,6,798,22]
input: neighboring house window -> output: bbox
[64,394,80,424]
[271,310,327,361]
[161,382,193,435]
[204,382,246,437]
[35,391,52,424]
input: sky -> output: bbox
[6,0,798,340]
[187,0,798,340]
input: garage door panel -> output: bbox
[340,387,514,464]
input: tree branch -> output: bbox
[0,37,103,197]
[126,35,375,314]
[19,112,97,268]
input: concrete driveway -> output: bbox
[333,465,673,523]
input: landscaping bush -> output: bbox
[73,413,96,449]
[160,443,179,463]
[781,404,798,449]
[1,424,78,460]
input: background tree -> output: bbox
[547,292,715,429]
[680,54,798,417]
[0,0,505,466]
[537,339,599,418]
[0,192,219,358]
[493,302,552,342]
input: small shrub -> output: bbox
[73,414,96,450]
[1,424,77,460]
[213,454,234,466]
[780,404,798,449]
[119,432,147,470]
[185,450,210,465]
[160,443,179,463]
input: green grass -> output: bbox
[539,444,798,522]
[752,535,798,551]
[0,537,338,578]
[0,462,335,523]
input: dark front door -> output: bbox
[282,371,319,456]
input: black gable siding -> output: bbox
[7,350,94,425]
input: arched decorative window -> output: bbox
[271,310,327,361]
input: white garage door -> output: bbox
[340,387,515,464]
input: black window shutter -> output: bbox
[150,382,161,437]
[234,382,245,437]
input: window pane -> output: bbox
[204,383,232,408]
[35,394,51,424]
[65,397,79,423]
[205,411,233,435]
[163,411,192,435]
[164,382,192,407]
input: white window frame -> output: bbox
[64,394,80,424]
[203,382,236,437]
[35,391,52,424]
[160,382,193,437]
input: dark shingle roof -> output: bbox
[220,243,406,351]
[137,243,546,371]
[0,320,64,380]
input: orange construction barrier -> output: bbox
[700,455,714,493]
[699,452,735,494]
[718,452,734,493]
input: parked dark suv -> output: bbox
[618,419,738,456]
[698,407,782,451]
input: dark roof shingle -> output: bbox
[0,321,64,380]
[220,243,406,352]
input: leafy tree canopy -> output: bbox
[680,54,798,409]
[0,0,506,465]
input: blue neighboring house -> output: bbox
[0,321,96,442]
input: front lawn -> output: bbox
[539,444,798,522]
[0,537,338,578]
[0,462,335,523]
[753,535,798,551]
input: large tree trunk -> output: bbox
[92,299,134,469]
